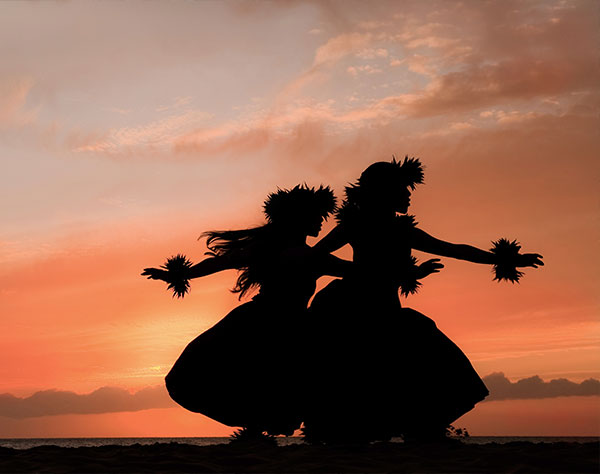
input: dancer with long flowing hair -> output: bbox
[143,184,351,436]
[303,158,544,443]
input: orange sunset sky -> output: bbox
[1,0,599,438]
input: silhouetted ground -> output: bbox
[0,441,598,473]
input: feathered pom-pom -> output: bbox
[161,254,193,298]
[399,255,422,297]
[490,238,524,283]
[400,279,422,297]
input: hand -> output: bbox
[418,258,444,278]
[141,267,169,281]
[516,253,544,268]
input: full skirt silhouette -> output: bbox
[165,295,305,436]
[303,278,489,442]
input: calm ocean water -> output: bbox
[0,437,598,450]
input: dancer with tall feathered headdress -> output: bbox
[302,156,544,444]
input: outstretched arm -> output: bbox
[411,228,496,264]
[142,255,236,282]
[319,253,353,278]
[188,256,237,279]
[313,224,349,254]
[411,227,543,268]
[142,254,240,298]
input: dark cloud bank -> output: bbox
[482,373,600,402]
[0,374,598,418]
[0,386,172,419]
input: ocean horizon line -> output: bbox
[1,436,598,450]
[2,435,599,439]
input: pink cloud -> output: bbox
[405,35,460,50]
[313,32,373,66]
[280,32,375,97]
[0,76,37,128]
[346,65,382,76]
[356,47,389,59]
[494,110,540,124]
[404,54,436,76]
[70,110,212,155]
[380,57,598,118]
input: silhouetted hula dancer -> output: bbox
[303,157,544,443]
[143,185,352,437]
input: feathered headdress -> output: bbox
[338,155,424,221]
[263,184,337,223]
[357,155,424,191]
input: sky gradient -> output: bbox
[1,0,599,437]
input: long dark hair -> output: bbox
[202,185,336,298]
[202,225,274,298]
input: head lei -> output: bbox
[263,184,337,224]
[159,184,336,300]
[356,155,424,192]
[338,156,424,219]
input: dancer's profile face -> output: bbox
[365,183,411,213]
[304,215,324,237]
[394,186,411,213]
[284,214,323,239]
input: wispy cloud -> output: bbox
[313,32,374,67]
[71,110,212,155]
[155,96,194,113]
[346,65,383,76]
[14,0,596,161]
[0,76,38,128]
[396,57,598,117]
[280,32,375,98]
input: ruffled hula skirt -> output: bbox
[165,297,305,436]
[303,278,489,442]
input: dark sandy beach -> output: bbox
[0,440,597,473]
